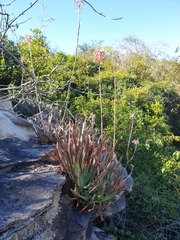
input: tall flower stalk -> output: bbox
[63,0,84,120]
[93,48,106,137]
[113,69,117,150]
[126,113,139,168]
[110,51,118,150]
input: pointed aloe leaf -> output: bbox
[101,193,115,202]
[80,167,88,188]
[70,188,88,201]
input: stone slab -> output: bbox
[0,138,52,171]
[92,227,115,240]
[0,170,65,238]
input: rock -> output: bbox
[92,227,115,240]
[0,100,36,141]
[0,171,65,240]
[0,137,52,172]
[0,103,134,240]
[120,166,134,192]
[103,194,126,218]
[52,177,97,240]
[1,134,64,239]
[0,136,65,240]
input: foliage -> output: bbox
[17,28,51,77]
[0,37,21,89]
[102,80,180,239]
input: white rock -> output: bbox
[0,100,36,141]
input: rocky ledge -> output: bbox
[0,101,133,240]
[0,137,66,240]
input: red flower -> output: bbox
[24,34,32,43]
[130,113,136,119]
[73,0,84,4]
[20,56,25,64]
[93,48,106,64]
[132,139,139,145]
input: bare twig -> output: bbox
[0,1,16,7]
[1,0,38,39]
[41,58,65,78]
[84,0,123,20]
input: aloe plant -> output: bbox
[46,119,124,219]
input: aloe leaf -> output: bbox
[88,184,99,194]
[71,163,79,183]
[80,167,89,188]
[70,188,88,201]
[101,193,115,202]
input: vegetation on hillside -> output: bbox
[0,1,180,239]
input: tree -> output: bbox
[0,36,21,88]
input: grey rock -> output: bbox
[0,137,52,171]
[92,227,115,240]
[120,166,134,192]
[103,194,126,217]
[0,171,65,235]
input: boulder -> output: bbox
[0,100,36,141]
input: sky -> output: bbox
[3,0,180,56]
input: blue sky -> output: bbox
[4,0,180,56]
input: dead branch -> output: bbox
[0,1,16,7]
[0,0,38,39]
[84,0,123,20]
